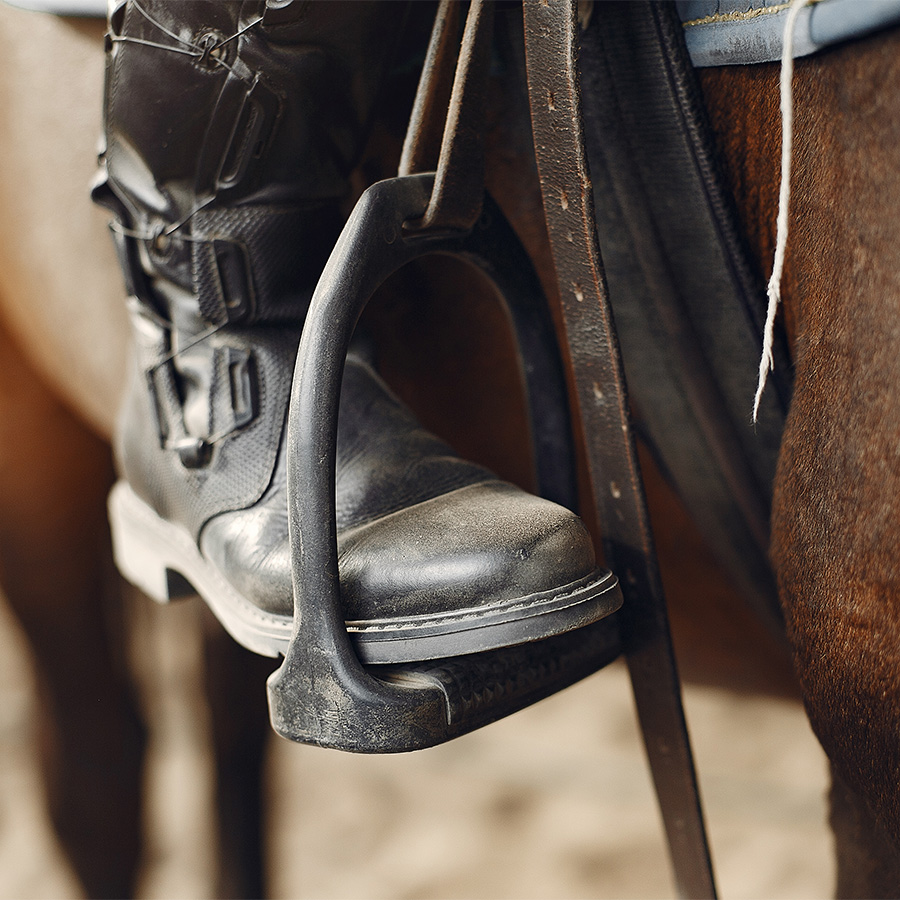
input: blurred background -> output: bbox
[0,4,835,898]
[0,586,832,899]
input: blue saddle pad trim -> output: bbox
[7,0,900,65]
[678,0,900,66]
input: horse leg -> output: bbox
[200,612,275,899]
[0,318,146,899]
[1,6,277,894]
[829,761,900,898]
[699,28,900,893]
[769,31,900,884]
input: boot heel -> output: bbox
[108,481,197,603]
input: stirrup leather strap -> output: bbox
[522,2,717,897]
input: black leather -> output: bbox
[97,0,404,530]
[578,1,787,633]
[202,354,598,621]
[98,0,612,664]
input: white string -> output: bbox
[752,0,813,422]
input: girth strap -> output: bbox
[522,2,717,897]
[578,1,790,638]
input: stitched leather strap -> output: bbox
[522,2,717,896]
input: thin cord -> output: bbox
[217,15,264,49]
[753,0,813,422]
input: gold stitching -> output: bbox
[682,0,822,29]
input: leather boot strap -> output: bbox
[522,2,717,896]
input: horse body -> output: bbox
[0,11,126,437]
[698,33,900,885]
[778,40,900,846]
[2,1,900,895]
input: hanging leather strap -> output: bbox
[399,0,494,232]
[522,2,717,896]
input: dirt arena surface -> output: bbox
[0,591,833,899]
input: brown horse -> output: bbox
[1,1,899,896]
[0,8,277,897]
[696,27,900,894]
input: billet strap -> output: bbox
[522,2,717,898]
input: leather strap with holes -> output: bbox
[522,2,717,896]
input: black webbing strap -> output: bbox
[522,2,717,897]
[577,1,790,637]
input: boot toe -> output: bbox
[200,505,294,617]
[199,477,618,664]
[337,480,617,662]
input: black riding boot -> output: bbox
[96,0,620,664]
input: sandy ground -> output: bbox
[0,590,833,900]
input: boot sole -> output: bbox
[108,480,623,663]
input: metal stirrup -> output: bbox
[267,0,619,753]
